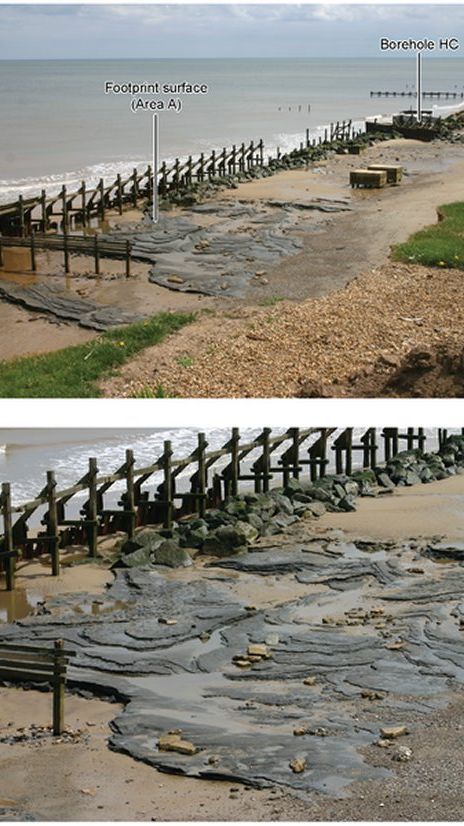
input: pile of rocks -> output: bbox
[114,435,464,568]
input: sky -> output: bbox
[0,4,463,59]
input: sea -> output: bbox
[1,56,464,205]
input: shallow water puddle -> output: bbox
[0,587,41,623]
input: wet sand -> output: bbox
[0,555,113,623]
[319,472,464,542]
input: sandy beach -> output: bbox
[2,469,464,821]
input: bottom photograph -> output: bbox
[0,426,464,821]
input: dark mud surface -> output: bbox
[1,530,464,799]
[0,281,146,331]
[107,199,351,298]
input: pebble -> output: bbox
[289,758,307,773]
[392,745,413,762]
[380,725,409,739]
[303,676,317,686]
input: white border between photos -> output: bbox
[0,398,461,429]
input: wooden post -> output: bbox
[98,178,105,220]
[52,640,65,736]
[187,156,193,185]
[162,440,173,530]
[125,240,131,278]
[125,449,136,539]
[30,232,36,272]
[259,139,264,166]
[87,457,98,558]
[197,433,207,518]
[117,174,123,214]
[306,128,310,148]
[94,235,100,275]
[41,189,48,232]
[291,427,301,480]
[210,150,216,178]
[231,145,237,174]
[345,428,353,475]
[80,181,87,228]
[334,444,343,475]
[261,428,271,493]
[0,237,3,269]
[159,162,167,195]
[132,168,139,206]
[418,428,426,453]
[18,195,25,238]
[146,165,153,200]
[1,482,15,592]
[230,428,240,497]
[174,159,180,190]
[198,153,205,182]
[240,142,246,169]
[47,470,59,577]
[63,230,70,274]
[249,141,255,169]
[61,186,68,234]
[220,147,226,176]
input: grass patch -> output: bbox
[131,384,175,398]
[259,295,285,307]
[177,355,194,368]
[393,201,464,270]
[0,311,194,398]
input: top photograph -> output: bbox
[0,2,463,399]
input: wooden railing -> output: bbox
[0,233,134,277]
[0,640,75,734]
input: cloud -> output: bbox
[1,4,464,58]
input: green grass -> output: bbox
[393,201,464,270]
[131,384,175,398]
[0,312,194,398]
[259,295,285,307]
[177,355,194,368]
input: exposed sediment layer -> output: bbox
[0,281,145,331]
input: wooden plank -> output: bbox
[0,666,57,682]
[0,658,66,673]
[0,640,75,655]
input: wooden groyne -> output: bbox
[371,90,464,99]
[0,426,458,592]
[0,121,358,239]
